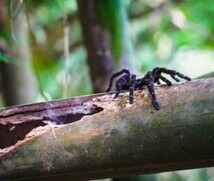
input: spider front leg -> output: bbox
[114,74,136,104]
[106,69,131,92]
[114,74,129,99]
[145,72,161,110]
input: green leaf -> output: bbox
[0,51,9,63]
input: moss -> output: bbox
[153,119,167,127]
[173,103,183,114]
[127,119,144,133]
[207,113,214,120]
[26,138,37,146]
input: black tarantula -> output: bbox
[106,67,191,110]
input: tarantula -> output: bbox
[106,67,191,110]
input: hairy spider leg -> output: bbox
[170,74,180,82]
[161,68,191,81]
[106,69,131,92]
[154,67,191,82]
[114,74,129,99]
[156,79,161,84]
[158,75,172,86]
[152,67,190,84]
[150,68,170,85]
[129,74,136,104]
[175,72,191,81]
[145,71,161,110]
[151,68,163,85]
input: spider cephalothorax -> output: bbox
[106,67,191,110]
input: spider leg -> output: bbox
[106,69,131,92]
[154,67,191,81]
[175,72,191,81]
[152,68,162,85]
[163,69,191,81]
[114,74,128,99]
[129,74,136,104]
[156,79,161,84]
[154,77,161,84]
[158,75,172,86]
[145,72,160,110]
[170,74,180,82]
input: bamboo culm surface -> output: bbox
[0,78,213,180]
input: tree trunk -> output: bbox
[0,78,213,180]
[77,0,114,93]
[77,0,136,93]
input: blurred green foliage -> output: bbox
[0,0,214,180]
[0,51,9,63]
[1,0,213,100]
[129,0,214,72]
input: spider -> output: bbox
[106,67,191,110]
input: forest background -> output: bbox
[0,0,214,180]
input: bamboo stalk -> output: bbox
[0,78,214,180]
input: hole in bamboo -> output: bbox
[43,104,104,125]
[0,104,103,149]
[0,121,46,149]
